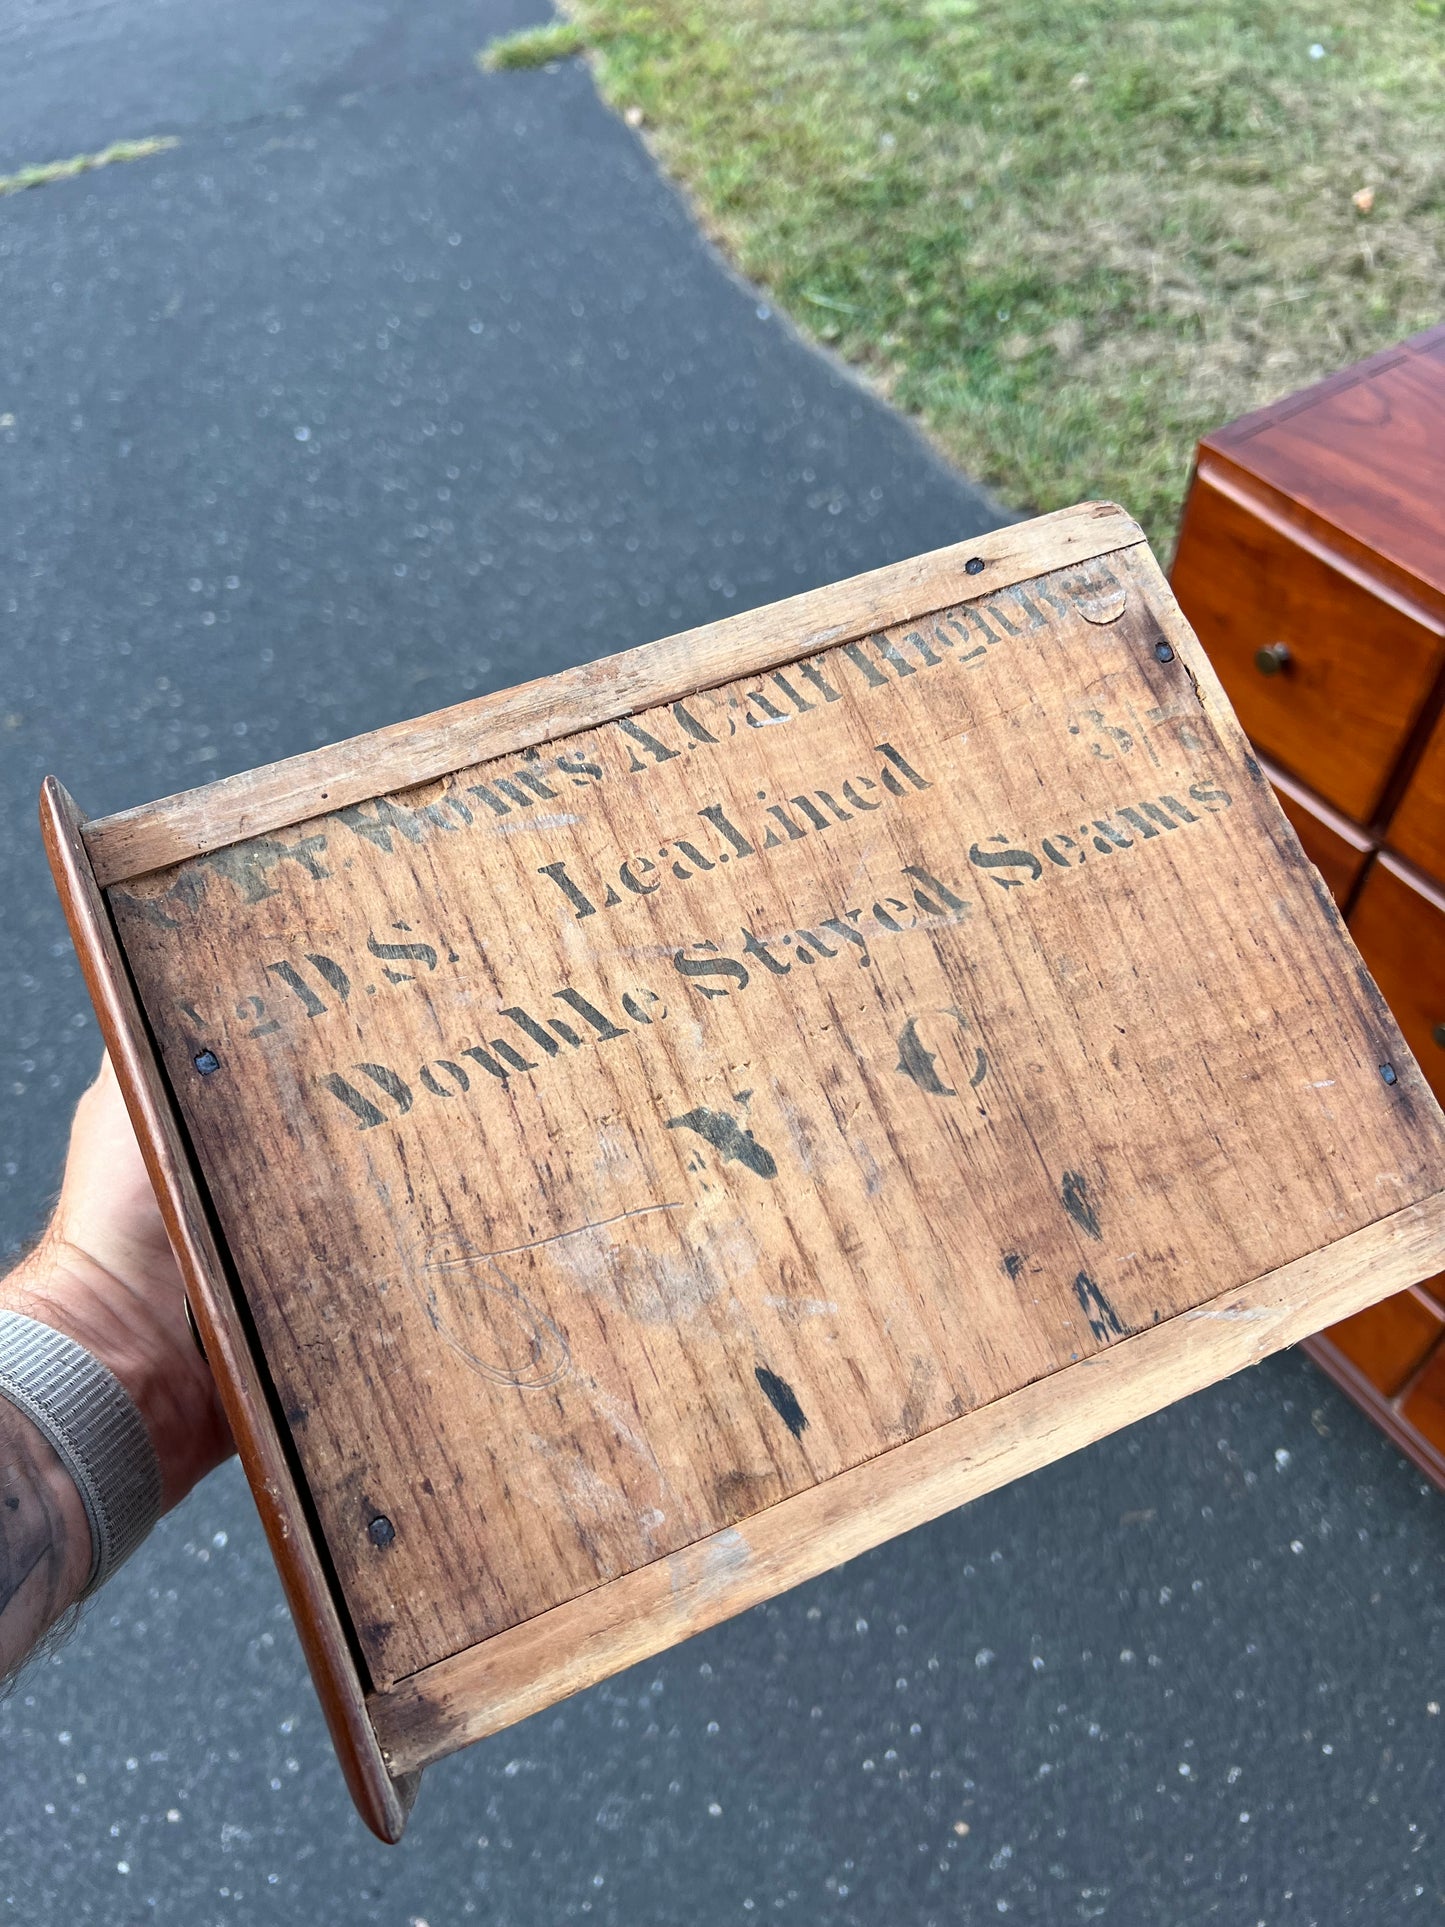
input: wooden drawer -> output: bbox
[1172,467,1445,823]
[1325,1288,1445,1398]
[1400,1338,1445,1459]
[1349,854,1445,1106]
[1388,703,1445,883]
[1263,759,1374,908]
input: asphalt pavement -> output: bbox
[0,3,1441,1921]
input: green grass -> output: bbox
[487,2,1445,548]
[479,21,590,69]
[0,136,179,197]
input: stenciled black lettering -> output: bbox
[616,717,681,768]
[796,658,843,703]
[841,639,890,689]
[697,802,754,859]
[745,688,790,728]
[740,928,792,976]
[769,672,814,715]
[619,854,663,894]
[366,932,439,981]
[265,959,327,1018]
[337,797,434,852]
[902,864,969,915]
[419,1059,471,1099]
[1155,794,1199,823]
[672,942,750,999]
[1188,781,1232,812]
[671,700,719,746]
[556,751,604,786]
[318,1073,387,1130]
[197,833,331,904]
[968,841,1044,889]
[537,859,599,920]
[876,742,932,795]
[553,988,627,1042]
[501,1008,561,1058]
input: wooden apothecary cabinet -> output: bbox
[46,503,1445,1836]
[1172,323,1445,1483]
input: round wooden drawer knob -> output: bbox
[1254,642,1292,677]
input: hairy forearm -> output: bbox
[0,1350,91,1679]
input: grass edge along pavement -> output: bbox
[0,136,179,196]
[481,1,1445,550]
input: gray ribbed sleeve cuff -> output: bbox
[0,1310,163,1597]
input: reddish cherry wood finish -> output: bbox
[1349,857,1445,1110]
[1325,1290,1445,1401]
[1171,472,1444,822]
[1173,326,1445,1490]
[1262,759,1373,909]
[1179,327,1445,1487]
[1389,704,1445,884]
[1204,326,1445,608]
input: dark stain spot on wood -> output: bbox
[755,1365,808,1439]
[1243,754,1264,783]
[1074,1270,1124,1342]
[1061,1170,1102,1239]
[285,1404,308,1427]
[895,1016,956,1096]
[1310,872,1344,931]
[368,1514,397,1548]
[3,1494,17,1511]
[1001,1252,1025,1279]
[666,1106,778,1178]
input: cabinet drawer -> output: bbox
[1388,702,1445,882]
[1400,1338,1445,1459]
[1326,1288,1445,1398]
[1263,759,1374,908]
[1172,467,1445,822]
[1348,855,1445,1105]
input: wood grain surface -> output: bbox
[370,1189,1445,1777]
[101,530,1445,1701]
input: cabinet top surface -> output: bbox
[94,515,1445,1691]
[1202,325,1445,602]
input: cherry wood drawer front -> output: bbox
[1265,761,1374,908]
[1172,470,1445,823]
[1349,856,1445,1105]
[1400,1340,1445,1459]
[1326,1290,1445,1399]
[1389,703,1445,883]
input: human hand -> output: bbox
[4,1052,234,1511]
